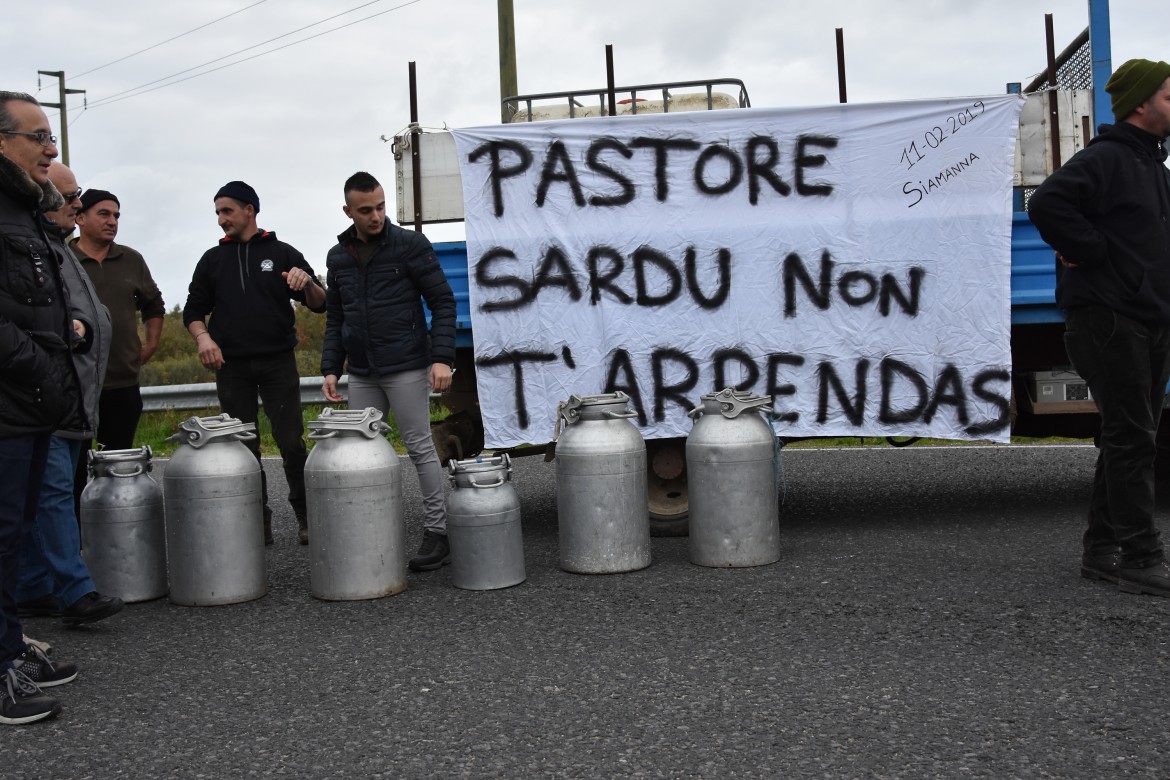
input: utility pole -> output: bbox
[498,0,517,123]
[37,71,86,166]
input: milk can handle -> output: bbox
[110,464,145,479]
[234,431,258,442]
[603,410,638,419]
[470,475,507,489]
[308,430,339,440]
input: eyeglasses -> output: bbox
[2,130,57,147]
[63,188,83,201]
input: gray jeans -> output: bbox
[348,368,447,533]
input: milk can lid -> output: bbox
[167,414,257,449]
[307,407,389,439]
[89,445,152,464]
[447,453,512,487]
[693,388,771,419]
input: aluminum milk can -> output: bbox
[305,407,405,601]
[554,391,650,574]
[686,389,780,568]
[446,453,525,590]
[80,446,167,602]
[164,415,266,606]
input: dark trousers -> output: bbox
[1064,306,1170,568]
[97,385,143,451]
[215,352,307,521]
[73,385,144,522]
[0,433,50,669]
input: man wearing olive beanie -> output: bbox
[1029,59,1170,597]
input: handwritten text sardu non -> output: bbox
[475,244,924,318]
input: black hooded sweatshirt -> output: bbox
[183,230,325,358]
[1028,121,1170,324]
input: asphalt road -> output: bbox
[9,443,1170,779]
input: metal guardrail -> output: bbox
[140,377,349,412]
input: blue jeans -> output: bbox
[0,433,50,669]
[18,436,95,608]
[1064,306,1170,568]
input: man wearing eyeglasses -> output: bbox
[0,90,86,725]
[16,160,122,631]
[71,188,165,452]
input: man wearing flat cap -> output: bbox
[72,188,165,451]
[183,181,326,545]
[1029,58,1170,597]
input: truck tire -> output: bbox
[646,438,689,536]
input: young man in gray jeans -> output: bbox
[321,171,456,571]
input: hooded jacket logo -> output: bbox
[260,259,274,272]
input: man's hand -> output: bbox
[282,268,312,291]
[429,363,453,393]
[141,317,163,365]
[1056,251,1079,268]
[323,374,344,403]
[72,319,86,340]
[196,334,224,371]
[283,269,325,309]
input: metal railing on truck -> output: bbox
[502,77,751,122]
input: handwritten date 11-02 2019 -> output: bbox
[899,100,986,170]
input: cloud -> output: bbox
[3,0,1156,311]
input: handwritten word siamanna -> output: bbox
[902,153,981,208]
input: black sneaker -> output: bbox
[1081,551,1121,584]
[0,668,62,725]
[12,644,78,688]
[17,595,59,619]
[409,530,451,572]
[60,592,124,627]
[1119,561,1170,597]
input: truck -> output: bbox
[396,1,1118,534]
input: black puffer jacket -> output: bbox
[0,156,84,436]
[321,223,456,378]
[1028,121,1170,324]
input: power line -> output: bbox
[72,1,270,79]
[81,0,411,111]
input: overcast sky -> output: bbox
[1,0,1161,310]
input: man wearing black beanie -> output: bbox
[1029,59,1170,597]
[183,181,326,545]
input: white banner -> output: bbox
[453,95,1024,448]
